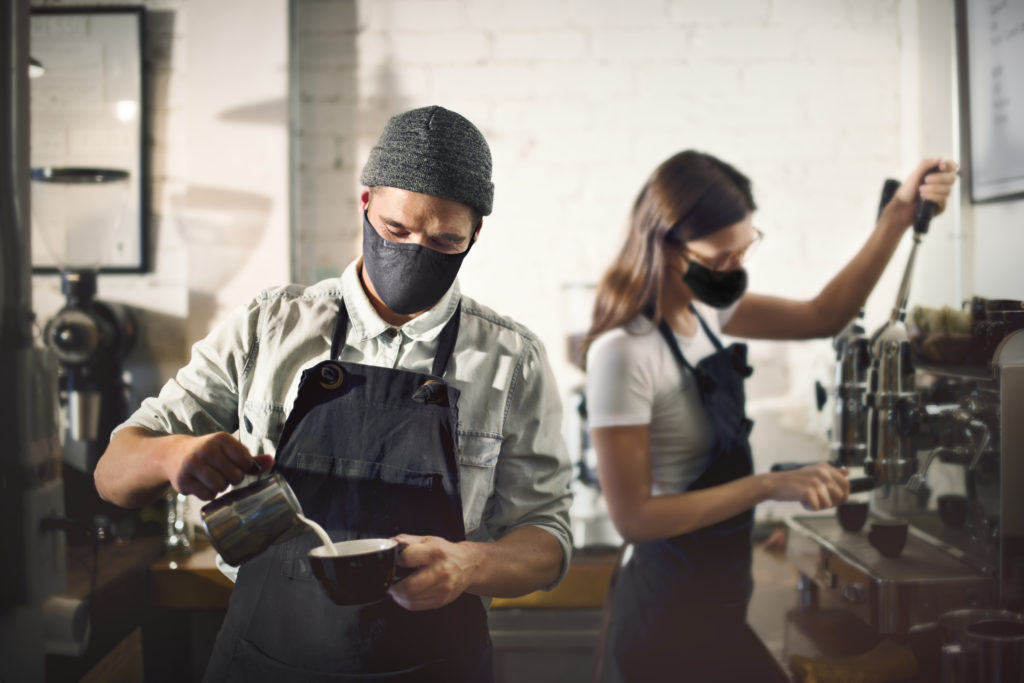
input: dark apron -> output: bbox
[204,301,493,682]
[603,309,784,682]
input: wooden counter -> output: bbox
[47,536,165,683]
[148,539,618,610]
[147,534,796,625]
[147,535,799,680]
[149,542,233,611]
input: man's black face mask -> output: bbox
[682,260,748,309]
[361,211,473,315]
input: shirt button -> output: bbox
[385,327,399,339]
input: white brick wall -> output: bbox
[290,0,922,464]
[31,0,289,399]
[29,0,995,525]
[288,0,960,522]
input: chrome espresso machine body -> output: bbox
[786,180,1024,654]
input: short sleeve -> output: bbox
[585,330,655,428]
[715,300,740,329]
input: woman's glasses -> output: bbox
[679,227,764,272]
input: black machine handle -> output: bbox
[913,166,941,235]
[814,380,827,412]
[878,178,901,219]
[770,462,876,493]
[877,172,939,235]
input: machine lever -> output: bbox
[878,178,901,219]
[912,166,941,235]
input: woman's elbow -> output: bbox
[609,513,662,545]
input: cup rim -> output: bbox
[309,537,398,558]
[965,618,1024,640]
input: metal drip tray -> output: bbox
[792,515,987,582]
[787,515,994,634]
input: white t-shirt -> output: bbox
[585,303,737,495]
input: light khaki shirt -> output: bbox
[120,260,573,586]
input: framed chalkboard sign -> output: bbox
[30,5,148,273]
[956,0,1024,203]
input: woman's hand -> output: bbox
[882,157,959,232]
[763,462,850,510]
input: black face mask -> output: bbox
[361,211,473,315]
[682,260,748,309]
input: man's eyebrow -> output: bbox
[380,215,465,243]
[380,215,409,230]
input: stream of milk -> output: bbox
[297,513,334,551]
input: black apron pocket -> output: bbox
[279,454,447,581]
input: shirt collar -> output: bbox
[339,259,461,343]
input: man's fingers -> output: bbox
[178,475,216,501]
[188,461,229,497]
[195,447,244,487]
[206,432,262,480]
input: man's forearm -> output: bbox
[465,525,564,598]
[94,427,177,509]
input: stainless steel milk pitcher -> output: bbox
[199,472,308,566]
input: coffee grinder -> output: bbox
[31,167,138,537]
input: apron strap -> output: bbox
[657,318,697,375]
[330,302,350,362]
[691,305,726,352]
[655,304,727,375]
[432,302,462,378]
[330,299,462,379]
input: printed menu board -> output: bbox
[962,0,1024,202]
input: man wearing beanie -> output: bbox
[94,106,573,681]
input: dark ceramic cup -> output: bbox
[837,501,869,532]
[965,619,1024,683]
[868,520,908,558]
[938,494,969,528]
[309,538,409,606]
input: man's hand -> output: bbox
[160,432,273,500]
[386,534,482,611]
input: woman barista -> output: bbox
[583,150,958,681]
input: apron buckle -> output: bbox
[412,379,448,405]
[319,362,345,390]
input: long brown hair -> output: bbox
[581,151,756,364]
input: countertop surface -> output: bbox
[148,538,621,610]
[147,531,799,672]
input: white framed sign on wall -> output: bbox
[30,5,149,273]
[956,0,1024,203]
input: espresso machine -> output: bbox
[785,179,1024,680]
[816,179,899,470]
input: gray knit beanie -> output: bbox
[360,106,494,216]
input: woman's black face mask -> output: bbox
[682,260,748,309]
